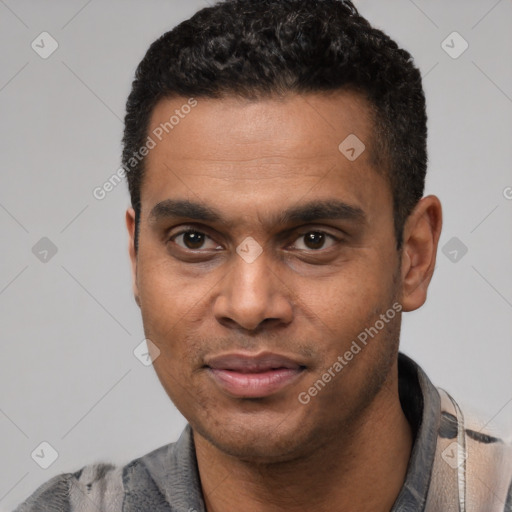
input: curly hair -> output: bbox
[123,0,427,250]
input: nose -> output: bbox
[213,248,294,332]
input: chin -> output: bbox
[190,406,324,463]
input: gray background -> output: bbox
[0,0,511,509]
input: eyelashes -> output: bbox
[171,230,222,251]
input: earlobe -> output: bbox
[126,208,141,308]
[400,195,442,312]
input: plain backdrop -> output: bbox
[1,0,511,509]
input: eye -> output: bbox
[170,230,221,251]
[291,231,338,251]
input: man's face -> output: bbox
[127,91,404,462]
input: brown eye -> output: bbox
[171,231,219,251]
[182,232,205,249]
[304,232,326,249]
[291,231,337,251]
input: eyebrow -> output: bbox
[149,199,222,223]
[148,199,366,227]
[278,200,366,225]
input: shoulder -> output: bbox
[435,389,512,510]
[13,462,122,512]
[14,428,196,512]
[13,451,166,512]
[13,471,75,512]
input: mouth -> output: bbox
[205,352,306,398]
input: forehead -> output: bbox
[147,90,374,163]
[140,91,390,226]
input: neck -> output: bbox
[194,367,413,512]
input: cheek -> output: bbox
[293,257,399,361]
[296,257,394,319]
[137,254,205,321]
[136,257,220,373]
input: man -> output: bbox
[15,0,512,510]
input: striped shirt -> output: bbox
[14,353,512,511]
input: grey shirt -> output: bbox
[14,354,512,511]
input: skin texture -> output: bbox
[126,91,443,512]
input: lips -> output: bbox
[205,352,306,398]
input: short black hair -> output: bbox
[123,0,427,251]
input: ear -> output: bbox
[399,195,442,312]
[126,208,141,308]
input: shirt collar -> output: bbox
[391,352,441,511]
